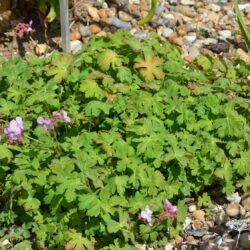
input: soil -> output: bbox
[0,0,87,59]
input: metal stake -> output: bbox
[60,0,70,52]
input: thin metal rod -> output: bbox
[60,0,70,52]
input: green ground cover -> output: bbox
[0,32,249,249]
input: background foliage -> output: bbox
[0,32,249,249]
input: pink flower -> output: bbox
[62,111,71,123]
[4,117,24,141]
[139,206,153,226]
[37,110,70,130]
[37,117,54,130]
[163,199,178,218]
[52,110,71,123]
[15,21,33,39]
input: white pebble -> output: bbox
[184,35,197,44]
[218,30,232,39]
[70,40,82,54]
[162,28,174,38]
[188,205,197,212]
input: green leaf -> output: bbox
[80,79,105,100]
[85,101,111,117]
[46,53,73,82]
[0,145,13,162]
[13,240,33,250]
[47,0,59,22]
[196,55,212,71]
[105,176,129,196]
[233,151,250,175]
[134,49,165,82]
[116,67,133,83]
[78,194,101,217]
[103,214,121,233]
[97,50,122,71]
[65,229,95,250]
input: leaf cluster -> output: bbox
[0,31,249,249]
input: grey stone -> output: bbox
[110,16,132,30]
[79,25,91,37]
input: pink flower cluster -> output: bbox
[37,110,71,130]
[163,199,178,218]
[15,21,32,39]
[139,199,178,226]
[1,111,70,143]
[4,117,24,142]
[139,205,153,226]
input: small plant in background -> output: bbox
[234,0,250,51]
[36,0,59,22]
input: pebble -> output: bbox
[220,239,235,250]
[118,11,133,22]
[240,205,246,216]
[225,202,240,217]
[243,211,250,219]
[210,3,221,12]
[236,48,250,63]
[239,232,250,250]
[34,44,47,56]
[205,41,229,54]
[79,25,91,37]
[175,6,194,17]
[162,28,174,38]
[189,204,197,213]
[188,46,200,59]
[218,30,232,39]
[187,235,195,242]
[239,3,250,11]
[87,6,100,22]
[70,40,82,54]
[89,24,101,34]
[215,209,227,225]
[165,243,174,250]
[181,0,195,6]
[192,220,203,229]
[203,38,218,45]
[135,244,146,250]
[110,16,132,30]
[70,31,81,41]
[242,196,250,211]
[184,35,197,44]
[227,192,241,203]
[175,235,183,245]
[98,8,109,21]
[186,228,207,237]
